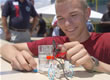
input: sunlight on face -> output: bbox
[56,0,90,41]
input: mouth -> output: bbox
[66,27,77,33]
[66,29,75,32]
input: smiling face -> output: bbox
[56,0,91,42]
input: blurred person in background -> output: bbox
[100,2,110,32]
[29,0,39,37]
[86,20,94,32]
[2,0,38,43]
[51,16,65,36]
[36,14,47,37]
[101,2,110,21]
[29,0,34,5]
[52,20,60,36]
[51,16,60,36]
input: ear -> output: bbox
[85,7,91,22]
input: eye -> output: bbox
[71,14,76,17]
[58,17,64,21]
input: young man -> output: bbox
[1,0,110,72]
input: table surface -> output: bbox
[31,37,43,41]
[0,57,110,80]
[0,39,110,80]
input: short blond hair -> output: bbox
[55,0,88,9]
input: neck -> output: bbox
[79,31,90,43]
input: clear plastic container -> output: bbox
[38,45,53,73]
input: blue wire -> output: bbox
[33,69,38,73]
[48,64,55,80]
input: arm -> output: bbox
[2,16,11,41]
[30,16,38,34]
[2,1,11,41]
[30,3,39,34]
[61,41,110,72]
[84,61,110,72]
[1,43,37,71]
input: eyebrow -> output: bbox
[69,10,79,14]
[56,9,79,18]
[57,11,78,18]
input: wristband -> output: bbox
[86,56,99,72]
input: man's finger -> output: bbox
[70,48,87,65]
[22,50,37,69]
[16,53,32,71]
[66,44,84,60]
[63,41,80,50]
[74,54,91,67]
[11,57,24,70]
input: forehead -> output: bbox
[56,0,82,16]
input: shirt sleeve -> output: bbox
[30,4,38,17]
[97,33,110,64]
[2,1,11,17]
[102,33,110,64]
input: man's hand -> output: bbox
[5,31,11,41]
[10,50,37,71]
[61,41,94,70]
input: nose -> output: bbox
[64,18,72,27]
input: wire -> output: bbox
[52,40,69,80]
[55,58,69,80]
[48,64,55,80]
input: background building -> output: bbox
[87,0,110,13]
[49,0,110,13]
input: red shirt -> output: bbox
[27,32,110,64]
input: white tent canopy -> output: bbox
[37,4,103,22]
[37,4,55,15]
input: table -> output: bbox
[95,22,110,33]
[0,57,110,80]
[31,37,43,41]
[0,39,110,80]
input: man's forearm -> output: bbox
[2,16,9,33]
[83,60,110,72]
[31,16,38,31]
[1,44,19,62]
[94,61,110,72]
